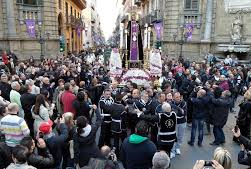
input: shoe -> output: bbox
[170,152,176,159]
[187,141,194,146]
[210,142,220,146]
[176,148,181,155]
[198,143,202,147]
[220,141,226,145]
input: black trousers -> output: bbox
[98,122,111,147]
[158,142,174,156]
[113,131,127,158]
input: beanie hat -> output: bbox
[39,120,53,134]
[152,151,170,169]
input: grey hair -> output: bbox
[11,81,20,90]
[152,151,170,169]
[162,102,171,113]
[141,91,148,98]
[25,79,34,86]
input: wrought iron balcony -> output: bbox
[66,15,83,28]
[140,10,161,26]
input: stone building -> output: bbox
[57,0,86,54]
[0,0,59,60]
[162,0,251,61]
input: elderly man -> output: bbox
[10,81,23,118]
[188,89,209,147]
[0,103,30,147]
[139,102,177,155]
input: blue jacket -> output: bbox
[44,123,68,168]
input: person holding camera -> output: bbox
[233,127,251,168]
[38,117,68,169]
[73,104,103,168]
[20,136,54,169]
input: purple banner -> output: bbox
[154,22,163,41]
[76,26,81,37]
[130,21,139,61]
[25,19,36,38]
[185,23,194,41]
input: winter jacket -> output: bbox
[190,96,209,119]
[73,109,103,167]
[211,97,231,126]
[0,142,12,169]
[61,90,76,115]
[44,123,68,168]
[120,134,157,169]
[72,99,91,120]
[27,147,54,169]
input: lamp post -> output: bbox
[179,27,188,60]
[36,20,50,62]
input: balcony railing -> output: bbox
[66,15,83,28]
[180,13,202,28]
[140,10,161,26]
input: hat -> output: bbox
[39,120,53,134]
[152,151,170,169]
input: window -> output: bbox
[17,0,42,6]
[58,0,62,9]
[71,6,73,16]
[184,0,198,10]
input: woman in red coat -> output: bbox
[2,51,9,65]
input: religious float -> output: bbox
[109,11,163,87]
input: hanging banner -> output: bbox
[185,22,194,41]
[76,26,82,37]
[130,21,139,61]
[154,22,163,41]
[25,19,36,38]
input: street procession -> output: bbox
[1,0,251,169]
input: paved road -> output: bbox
[171,96,246,169]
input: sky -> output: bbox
[96,0,122,40]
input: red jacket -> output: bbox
[61,91,76,115]
[2,53,9,65]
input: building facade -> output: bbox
[57,0,86,54]
[162,0,251,60]
[0,0,60,60]
[120,0,251,61]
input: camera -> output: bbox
[204,161,213,169]
[234,125,239,133]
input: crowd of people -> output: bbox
[0,49,251,169]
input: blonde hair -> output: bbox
[63,112,74,125]
[213,147,232,169]
[244,90,251,101]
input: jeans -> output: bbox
[190,119,204,144]
[213,126,225,143]
[171,122,186,153]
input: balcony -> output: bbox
[180,13,202,28]
[140,10,161,26]
[71,0,87,10]
[66,15,83,28]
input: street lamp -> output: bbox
[179,27,188,60]
[36,20,50,61]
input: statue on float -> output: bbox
[149,48,162,77]
[109,48,122,77]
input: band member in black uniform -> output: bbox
[138,102,177,155]
[123,89,140,134]
[110,94,127,156]
[98,89,114,147]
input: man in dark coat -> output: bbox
[120,120,156,169]
[21,84,36,137]
[210,90,231,145]
[0,74,11,101]
[188,89,209,146]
